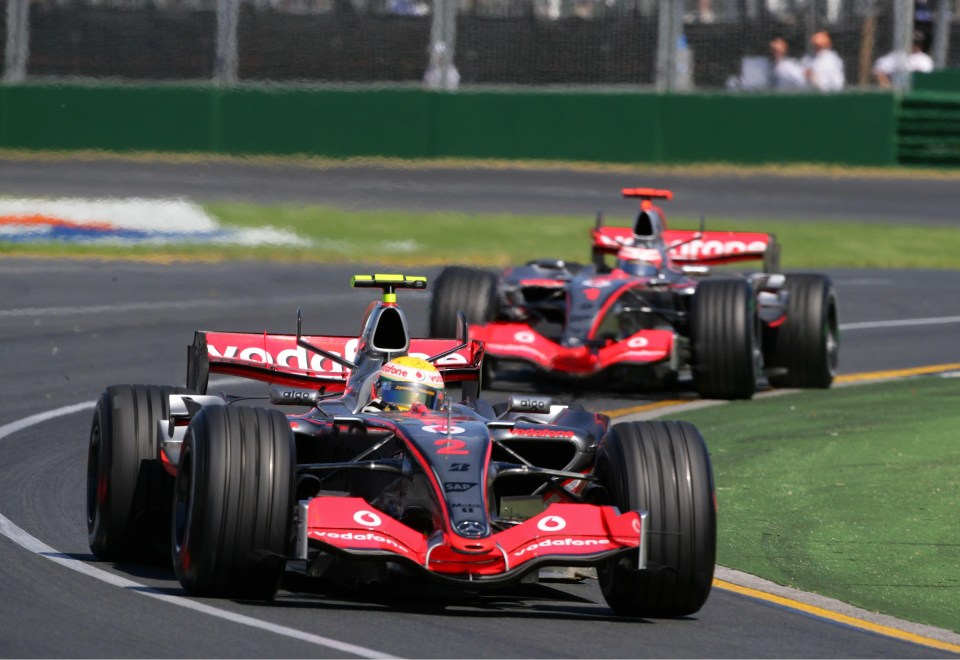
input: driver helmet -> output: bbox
[375,356,445,411]
[616,245,663,278]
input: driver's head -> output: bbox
[616,245,662,277]
[375,356,445,411]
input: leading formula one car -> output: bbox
[429,188,839,399]
[86,274,717,618]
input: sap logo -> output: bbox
[444,482,477,493]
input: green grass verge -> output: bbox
[655,376,960,633]
[3,201,960,269]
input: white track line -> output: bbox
[0,402,396,660]
[839,315,960,331]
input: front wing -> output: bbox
[470,322,677,375]
[296,498,647,587]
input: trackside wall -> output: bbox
[0,83,898,166]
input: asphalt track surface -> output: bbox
[1,157,959,658]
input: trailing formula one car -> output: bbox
[429,188,839,399]
[86,274,717,617]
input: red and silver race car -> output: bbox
[86,274,716,617]
[429,188,839,399]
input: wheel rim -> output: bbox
[173,445,193,557]
[86,417,103,531]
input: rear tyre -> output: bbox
[173,405,295,600]
[87,384,193,561]
[429,266,499,338]
[689,278,757,400]
[594,421,716,618]
[764,274,839,389]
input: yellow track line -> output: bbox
[598,362,960,652]
[713,579,960,654]
[834,362,960,384]
[599,399,690,419]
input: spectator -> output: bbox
[802,31,845,92]
[769,37,806,90]
[873,30,934,88]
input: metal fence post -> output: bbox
[214,0,240,86]
[890,0,915,90]
[425,0,459,90]
[4,0,30,83]
[655,0,681,91]
[931,0,952,70]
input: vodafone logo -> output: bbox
[423,424,466,434]
[627,336,649,348]
[632,518,642,533]
[537,515,567,532]
[515,331,536,344]
[353,510,382,527]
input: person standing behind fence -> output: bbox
[802,31,845,91]
[872,30,934,88]
[769,37,806,90]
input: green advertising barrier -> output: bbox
[0,82,898,166]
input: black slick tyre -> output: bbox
[689,278,757,400]
[764,274,839,389]
[594,421,716,618]
[429,266,498,338]
[87,384,193,561]
[173,405,295,600]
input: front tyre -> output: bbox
[87,384,193,561]
[428,266,499,338]
[764,274,839,389]
[594,421,716,618]
[173,405,295,600]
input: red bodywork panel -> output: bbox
[593,226,773,266]
[470,323,674,373]
[201,332,484,392]
[306,498,642,577]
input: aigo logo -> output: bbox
[537,515,567,532]
[353,510,383,527]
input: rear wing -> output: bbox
[186,331,484,394]
[591,225,778,267]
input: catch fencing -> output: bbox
[3,0,959,90]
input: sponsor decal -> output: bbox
[582,278,614,288]
[514,537,610,557]
[0,198,303,245]
[670,239,767,259]
[208,339,360,374]
[444,482,477,493]
[511,428,575,439]
[632,518,641,533]
[583,288,601,301]
[617,246,663,267]
[514,331,536,344]
[537,515,567,532]
[422,424,466,434]
[353,510,383,527]
[448,463,470,472]
[311,530,409,554]
[627,336,649,349]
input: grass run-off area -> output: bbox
[654,375,960,633]
[3,202,960,269]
